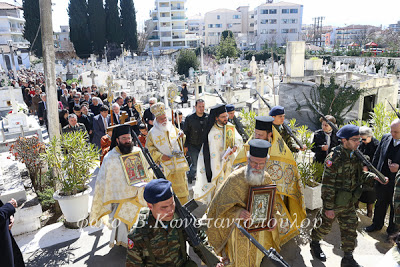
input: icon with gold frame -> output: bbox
[224,124,235,150]
[120,151,151,186]
[245,185,277,232]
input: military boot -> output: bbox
[310,241,326,262]
[341,252,363,267]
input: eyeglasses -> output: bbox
[248,158,266,168]
[361,138,367,141]
[128,101,132,103]
[149,102,155,105]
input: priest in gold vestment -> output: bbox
[146,102,189,204]
[233,116,306,245]
[207,139,281,266]
[90,124,150,247]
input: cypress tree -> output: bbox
[68,0,92,59]
[105,0,122,45]
[22,0,42,57]
[120,0,138,53]
[88,0,106,56]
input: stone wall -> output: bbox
[331,56,400,72]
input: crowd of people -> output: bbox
[5,70,400,267]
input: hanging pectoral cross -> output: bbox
[87,70,98,86]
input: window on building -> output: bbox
[289,28,297,33]
[217,15,220,19]
[269,9,277,14]
[282,19,288,24]
[270,19,277,24]
[208,24,213,28]
[250,23,254,27]
[233,15,241,19]
[261,9,268,14]
[290,19,297,24]
[250,14,254,19]
[281,29,289,33]
[208,32,216,36]
[269,29,277,34]
[290,9,298,13]
[227,24,233,28]
[261,19,268,24]
[261,29,267,34]
[282,9,289,14]
[215,24,222,28]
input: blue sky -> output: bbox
[8,0,399,32]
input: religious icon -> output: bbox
[246,185,277,232]
[224,124,235,150]
[120,151,150,186]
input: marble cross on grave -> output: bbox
[87,70,98,86]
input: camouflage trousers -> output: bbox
[311,204,358,253]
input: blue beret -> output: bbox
[226,104,235,112]
[144,179,173,204]
[269,106,285,116]
[249,139,271,158]
[336,125,359,139]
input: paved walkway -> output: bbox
[15,167,394,266]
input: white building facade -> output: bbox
[0,3,30,70]
[147,0,199,53]
[204,7,255,49]
[254,1,303,50]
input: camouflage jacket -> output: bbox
[273,124,298,152]
[62,123,87,135]
[126,207,216,267]
[394,173,400,225]
[321,145,376,210]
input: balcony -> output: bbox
[149,35,160,40]
[172,26,185,30]
[171,16,186,20]
[172,35,185,39]
[171,6,185,11]
[152,17,158,21]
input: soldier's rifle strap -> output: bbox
[142,234,158,266]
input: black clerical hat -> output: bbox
[255,116,274,131]
[249,139,271,158]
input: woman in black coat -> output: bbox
[0,199,25,267]
[311,115,339,164]
[358,126,380,217]
[180,83,189,108]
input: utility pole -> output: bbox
[39,0,60,139]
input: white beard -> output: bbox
[154,119,172,132]
[245,166,266,186]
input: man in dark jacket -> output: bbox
[365,119,400,236]
[311,115,339,164]
[183,99,208,184]
[73,105,91,136]
[0,198,25,267]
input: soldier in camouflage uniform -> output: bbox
[126,179,224,267]
[269,105,306,153]
[227,104,248,142]
[310,125,388,267]
[62,114,87,135]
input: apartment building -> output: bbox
[335,25,381,46]
[147,0,199,53]
[389,21,400,33]
[0,3,29,49]
[186,14,204,40]
[204,6,254,49]
[0,2,30,70]
[254,1,303,50]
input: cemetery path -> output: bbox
[16,171,392,267]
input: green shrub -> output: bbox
[175,49,199,77]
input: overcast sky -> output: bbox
[9,0,399,32]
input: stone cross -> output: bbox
[87,70,98,86]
